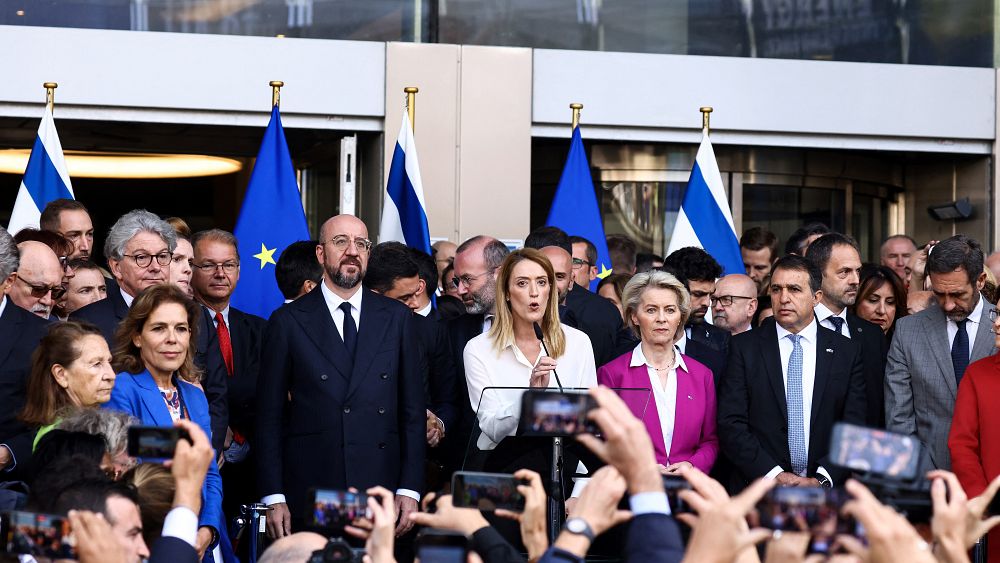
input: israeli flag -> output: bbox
[7,106,74,235]
[379,113,431,254]
[667,133,743,275]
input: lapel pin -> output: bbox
[687,394,693,400]
[825,348,834,353]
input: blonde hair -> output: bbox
[622,270,691,338]
[489,248,566,358]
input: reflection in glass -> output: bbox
[601,180,684,256]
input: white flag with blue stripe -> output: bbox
[667,133,743,274]
[7,106,74,235]
[379,113,431,254]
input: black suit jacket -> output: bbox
[564,283,635,368]
[444,312,486,466]
[625,513,684,563]
[414,312,459,432]
[684,337,728,387]
[0,300,51,476]
[688,321,731,354]
[845,312,889,428]
[72,290,230,451]
[225,307,266,438]
[149,536,197,563]
[255,286,425,515]
[717,318,867,487]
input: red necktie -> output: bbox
[215,312,234,377]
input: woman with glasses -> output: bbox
[20,321,117,453]
[949,304,1000,562]
[597,270,718,474]
[103,283,223,560]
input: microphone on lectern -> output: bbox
[533,322,564,392]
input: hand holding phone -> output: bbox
[127,425,192,459]
[451,472,527,512]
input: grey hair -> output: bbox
[456,235,511,272]
[57,407,138,457]
[191,228,240,260]
[622,270,691,338]
[104,210,177,261]
[0,227,18,280]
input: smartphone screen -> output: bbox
[758,487,857,554]
[519,390,597,436]
[127,426,189,459]
[451,471,526,512]
[830,422,921,479]
[662,476,692,514]
[309,489,371,528]
[1,510,77,559]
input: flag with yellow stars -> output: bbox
[231,105,309,318]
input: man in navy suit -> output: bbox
[71,210,229,452]
[0,227,51,478]
[257,214,425,539]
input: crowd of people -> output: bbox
[1,197,1000,563]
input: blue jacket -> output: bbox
[104,369,224,546]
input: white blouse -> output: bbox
[631,343,685,458]
[463,323,597,450]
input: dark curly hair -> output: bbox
[662,247,723,283]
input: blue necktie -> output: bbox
[951,319,969,385]
[339,301,358,358]
[786,334,808,476]
[827,316,845,336]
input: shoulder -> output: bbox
[894,307,937,333]
[681,354,712,379]
[364,290,412,317]
[598,351,632,374]
[72,297,115,320]
[231,307,266,329]
[464,332,493,357]
[965,354,1000,382]
[178,379,208,405]
[561,323,592,349]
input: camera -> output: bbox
[308,538,365,563]
[828,422,933,522]
[518,390,598,436]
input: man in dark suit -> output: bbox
[0,227,51,478]
[190,228,266,525]
[71,210,229,452]
[663,247,731,354]
[257,214,424,540]
[806,233,888,427]
[718,255,867,490]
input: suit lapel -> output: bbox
[134,371,172,426]
[228,308,248,375]
[971,301,996,361]
[113,290,129,323]
[291,288,352,382]
[758,321,788,419]
[922,307,958,398]
[0,302,23,369]
[346,291,389,398]
[811,327,834,427]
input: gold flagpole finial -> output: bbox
[404,87,418,133]
[700,106,713,134]
[570,103,583,130]
[43,82,58,113]
[270,81,284,108]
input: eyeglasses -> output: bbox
[571,258,591,270]
[452,270,492,289]
[122,251,173,268]
[990,308,999,321]
[324,235,373,253]
[194,261,240,274]
[17,277,66,300]
[710,295,755,307]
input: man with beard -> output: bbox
[711,274,757,335]
[662,247,730,353]
[806,234,887,426]
[257,214,424,540]
[886,235,996,469]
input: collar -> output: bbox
[776,317,818,344]
[964,294,985,325]
[320,279,363,314]
[417,301,433,317]
[630,342,687,372]
[814,302,846,324]
[0,295,6,318]
[120,287,134,307]
[205,305,231,327]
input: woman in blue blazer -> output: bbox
[103,284,224,560]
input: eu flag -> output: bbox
[545,126,611,290]
[231,105,310,319]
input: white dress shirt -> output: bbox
[947,294,984,359]
[674,331,688,354]
[207,305,230,329]
[121,287,134,307]
[631,343,683,458]
[815,302,850,338]
[263,282,419,506]
[0,296,6,320]
[416,301,433,317]
[765,319,833,484]
[463,324,597,450]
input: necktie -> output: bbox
[215,312,234,377]
[786,334,808,476]
[952,319,970,385]
[339,302,358,358]
[827,316,845,336]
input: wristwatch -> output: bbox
[563,517,595,541]
[816,475,833,489]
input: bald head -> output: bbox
[433,240,458,286]
[541,246,572,304]
[317,214,370,296]
[259,532,328,563]
[10,241,63,318]
[712,274,758,334]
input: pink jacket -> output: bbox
[597,350,719,472]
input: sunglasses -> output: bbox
[17,277,66,300]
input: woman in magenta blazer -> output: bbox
[597,270,718,474]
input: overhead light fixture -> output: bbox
[0,150,242,179]
[928,198,973,221]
